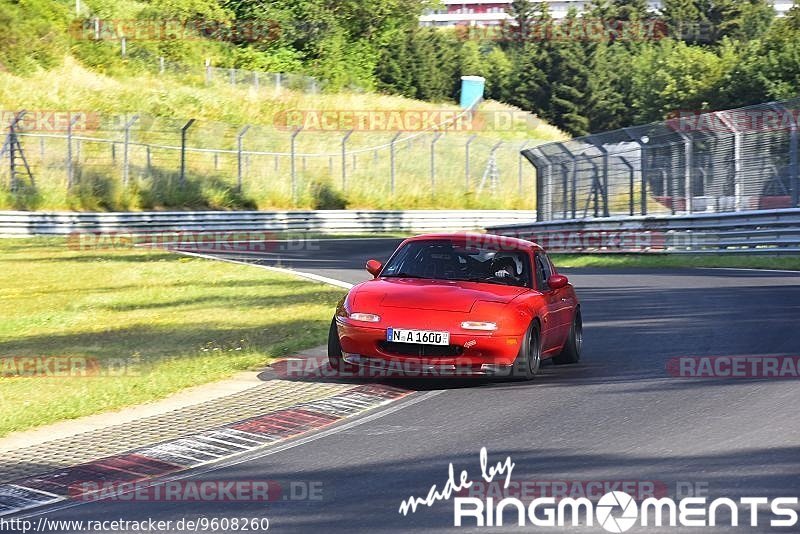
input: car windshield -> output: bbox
[381,240,531,287]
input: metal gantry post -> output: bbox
[237,125,251,192]
[122,115,139,187]
[341,130,354,191]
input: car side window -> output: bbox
[534,253,552,291]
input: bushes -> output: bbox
[309,181,347,210]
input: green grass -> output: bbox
[551,254,800,270]
[0,60,565,211]
[0,237,345,437]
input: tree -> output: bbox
[630,38,726,122]
[587,41,637,131]
[547,9,591,135]
[660,0,707,43]
[506,0,536,46]
[613,0,650,21]
[483,46,514,102]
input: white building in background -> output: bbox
[419,0,794,26]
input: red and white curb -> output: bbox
[0,384,410,516]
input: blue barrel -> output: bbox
[460,76,486,109]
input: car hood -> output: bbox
[351,278,527,313]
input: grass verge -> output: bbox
[0,237,345,437]
[551,254,800,271]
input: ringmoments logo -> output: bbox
[453,491,799,530]
[395,447,799,531]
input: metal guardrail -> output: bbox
[0,210,537,236]
[487,209,800,254]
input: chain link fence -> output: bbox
[525,98,800,221]
[0,109,538,210]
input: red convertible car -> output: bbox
[328,233,582,378]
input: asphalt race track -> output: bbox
[19,239,800,533]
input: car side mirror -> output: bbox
[366,259,382,278]
[548,274,568,289]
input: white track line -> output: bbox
[174,250,354,289]
[703,267,800,274]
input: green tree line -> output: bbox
[3,0,800,136]
[376,0,800,136]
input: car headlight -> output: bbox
[350,312,381,323]
[461,321,498,331]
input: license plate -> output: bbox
[386,328,450,346]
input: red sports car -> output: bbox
[328,233,582,379]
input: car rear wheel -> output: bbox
[512,321,541,380]
[553,309,582,365]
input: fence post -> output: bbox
[465,134,476,191]
[525,147,550,221]
[180,119,195,188]
[715,112,743,211]
[430,132,443,192]
[389,132,401,195]
[290,127,301,204]
[792,117,799,208]
[275,73,282,96]
[159,56,165,75]
[623,128,648,216]
[237,125,250,192]
[518,141,529,195]
[122,115,138,187]
[677,131,694,213]
[204,59,211,84]
[66,114,80,190]
[618,155,636,216]
[771,103,798,208]
[341,130,353,191]
[560,162,569,219]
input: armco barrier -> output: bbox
[487,208,800,254]
[0,210,536,236]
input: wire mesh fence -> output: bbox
[525,98,800,221]
[0,110,537,210]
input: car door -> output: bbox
[534,252,571,351]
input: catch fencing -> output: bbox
[526,98,800,222]
[0,108,537,209]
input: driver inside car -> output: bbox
[490,254,519,280]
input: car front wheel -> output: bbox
[512,321,541,380]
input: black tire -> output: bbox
[511,321,541,380]
[327,317,348,371]
[553,309,582,365]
